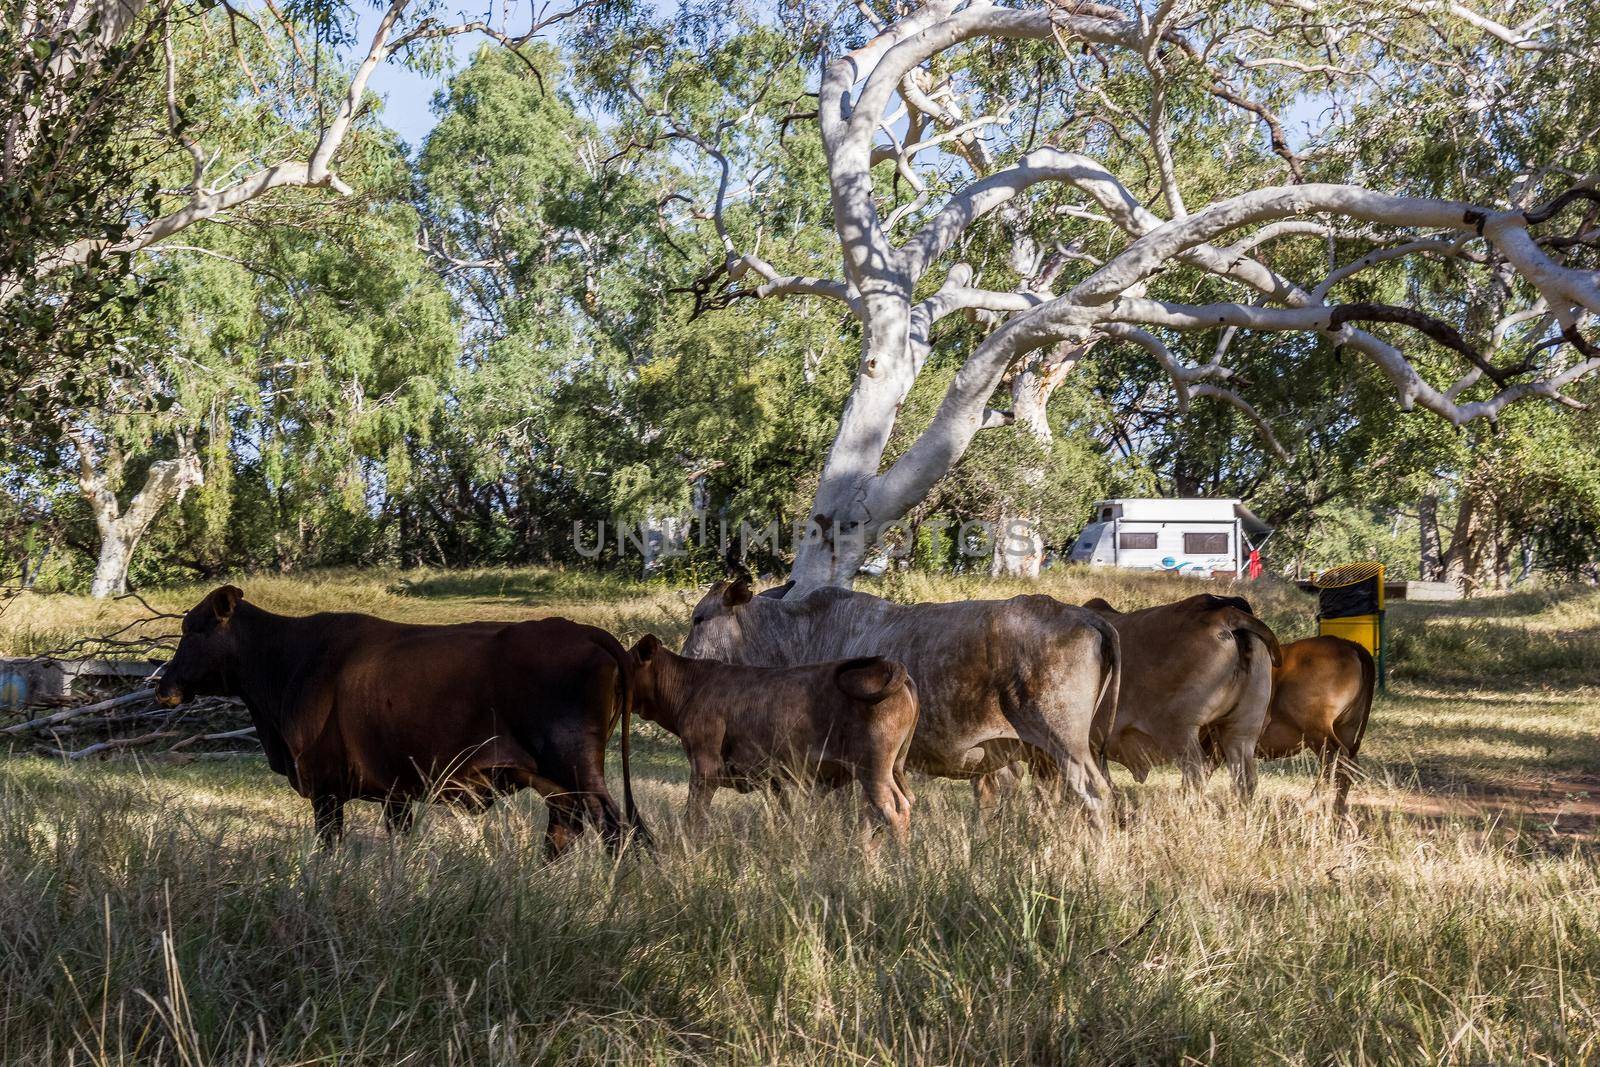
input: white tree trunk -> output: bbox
[990,370,1051,579]
[991,340,1090,578]
[69,433,203,598]
[789,295,916,593]
[90,534,138,599]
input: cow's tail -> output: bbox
[1227,610,1283,669]
[1343,642,1378,759]
[1087,614,1120,771]
[599,635,650,845]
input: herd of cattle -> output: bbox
[153,578,1376,853]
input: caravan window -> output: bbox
[1184,531,1229,553]
[1119,532,1157,550]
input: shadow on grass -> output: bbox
[1388,598,1600,684]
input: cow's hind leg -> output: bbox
[1329,751,1357,817]
[542,781,628,858]
[1000,687,1111,820]
[1177,735,1212,794]
[312,794,345,848]
[991,623,1114,822]
[1325,721,1364,817]
[525,769,620,861]
[858,766,910,852]
[971,763,1023,814]
[534,726,640,857]
[1218,636,1272,802]
[570,755,632,856]
[1217,723,1260,801]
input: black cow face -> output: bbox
[156,585,245,706]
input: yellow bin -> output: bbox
[1312,561,1386,689]
[1317,613,1381,658]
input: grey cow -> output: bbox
[682,579,1120,816]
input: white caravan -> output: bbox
[1067,498,1273,578]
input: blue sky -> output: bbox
[355,7,477,150]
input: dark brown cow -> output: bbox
[629,634,918,842]
[1257,635,1377,815]
[155,586,649,854]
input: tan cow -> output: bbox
[682,580,1120,818]
[630,634,918,842]
[973,593,1280,804]
[1082,594,1281,797]
[1257,635,1376,815]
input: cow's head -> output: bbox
[680,578,753,660]
[628,634,666,725]
[156,585,245,707]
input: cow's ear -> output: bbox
[725,558,754,587]
[207,585,243,622]
[633,634,661,662]
[722,578,753,608]
[1083,597,1117,614]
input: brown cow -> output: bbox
[1257,635,1376,815]
[629,634,917,842]
[1082,594,1281,797]
[155,586,649,854]
[977,593,1279,803]
[682,580,1119,817]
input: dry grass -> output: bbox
[2,566,1599,1064]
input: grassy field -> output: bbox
[2,567,1599,1064]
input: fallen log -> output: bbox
[168,726,257,752]
[148,750,258,764]
[59,730,180,760]
[2,688,155,735]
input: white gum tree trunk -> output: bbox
[791,293,916,588]
[990,340,1089,578]
[69,433,203,598]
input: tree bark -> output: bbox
[1439,480,1505,596]
[69,432,203,598]
[788,293,917,592]
[90,534,138,599]
[990,339,1090,577]
[1419,489,1443,581]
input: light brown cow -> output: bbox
[682,580,1119,818]
[974,593,1280,804]
[1257,635,1376,815]
[1086,594,1281,797]
[630,634,918,842]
